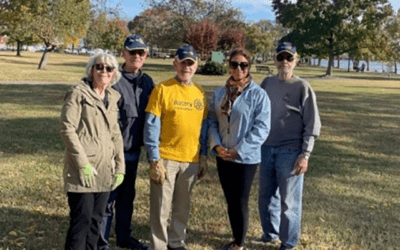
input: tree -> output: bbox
[128,8,184,53]
[244,20,284,61]
[382,8,400,73]
[218,27,245,53]
[86,13,129,51]
[184,19,220,59]
[0,0,40,56]
[272,0,392,76]
[134,0,244,50]
[27,0,91,69]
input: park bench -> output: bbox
[256,65,274,75]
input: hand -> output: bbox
[149,159,167,185]
[294,155,308,175]
[225,149,239,160]
[111,173,124,190]
[215,145,228,158]
[79,163,98,187]
[220,149,239,162]
[198,155,208,180]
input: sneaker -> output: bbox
[218,241,246,250]
[251,237,279,245]
[167,246,188,250]
[117,237,150,250]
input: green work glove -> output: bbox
[149,159,167,186]
[111,173,124,190]
[198,155,208,180]
[79,163,98,188]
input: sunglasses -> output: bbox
[129,50,146,56]
[230,61,249,70]
[94,64,115,73]
[277,54,295,62]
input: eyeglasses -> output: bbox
[94,64,115,73]
[180,60,196,66]
[230,61,249,70]
[277,54,295,62]
[129,50,146,56]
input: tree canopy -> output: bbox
[272,0,392,75]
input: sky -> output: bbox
[114,0,400,22]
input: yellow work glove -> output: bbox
[79,163,98,188]
[111,173,124,190]
[198,155,208,180]
[149,159,167,185]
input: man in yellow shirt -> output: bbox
[144,44,208,250]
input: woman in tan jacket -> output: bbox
[60,50,125,250]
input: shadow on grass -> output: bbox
[0,84,70,106]
[0,57,38,65]
[0,207,68,249]
[56,62,87,68]
[313,91,400,174]
[0,117,63,154]
[300,90,400,249]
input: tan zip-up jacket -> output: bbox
[60,80,125,193]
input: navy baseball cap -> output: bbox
[276,42,296,55]
[124,35,148,51]
[176,45,197,62]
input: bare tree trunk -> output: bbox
[16,41,21,56]
[367,60,370,71]
[395,60,398,74]
[318,58,321,66]
[336,56,340,68]
[326,53,334,76]
[348,57,351,72]
[38,50,51,70]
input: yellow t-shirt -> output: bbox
[145,77,207,162]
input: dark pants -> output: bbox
[217,157,258,247]
[65,192,109,250]
[98,151,140,249]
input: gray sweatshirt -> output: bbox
[260,75,321,158]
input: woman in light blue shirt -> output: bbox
[209,48,271,250]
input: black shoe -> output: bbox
[278,244,295,250]
[167,245,188,250]
[117,237,150,250]
[218,241,246,250]
[251,237,279,245]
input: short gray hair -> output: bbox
[85,50,121,85]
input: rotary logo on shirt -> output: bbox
[173,99,204,111]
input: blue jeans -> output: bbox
[258,145,303,249]
[98,150,141,249]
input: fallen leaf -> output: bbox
[8,231,18,237]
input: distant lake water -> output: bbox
[314,59,400,74]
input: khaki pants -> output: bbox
[150,159,199,250]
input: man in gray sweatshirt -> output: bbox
[253,42,321,250]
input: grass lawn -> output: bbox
[0,52,399,250]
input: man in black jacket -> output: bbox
[98,35,155,250]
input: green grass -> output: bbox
[1,53,400,250]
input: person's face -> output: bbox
[174,58,198,82]
[122,49,147,71]
[275,52,297,74]
[229,54,250,81]
[92,58,115,87]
